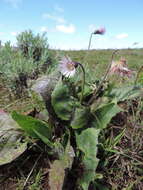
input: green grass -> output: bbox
[51,48,143,78]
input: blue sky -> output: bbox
[0,0,143,49]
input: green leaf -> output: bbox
[0,111,27,165]
[12,111,52,145]
[112,129,125,147]
[104,129,125,153]
[33,129,53,148]
[92,102,122,129]
[107,85,143,102]
[51,80,74,120]
[76,128,100,157]
[80,157,99,190]
[76,128,100,190]
[71,107,91,129]
[71,102,120,130]
[77,84,92,100]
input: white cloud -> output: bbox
[40,26,49,33]
[54,4,64,12]
[42,13,66,23]
[5,0,22,8]
[115,33,128,39]
[10,31,19,36]
[56,24,75,34]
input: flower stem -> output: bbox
[78,33,94,103]
[78,33,93,104]
[88,33,93,50]
[81,33,93,66]
[78,63,85,103]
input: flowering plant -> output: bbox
[109,58,133,77]
[10,30,143,190]
[93,27,106,35]
[59,56,77,77]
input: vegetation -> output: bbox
[0,30,55,98]
[0,31,143,190]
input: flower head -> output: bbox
[109,58,133,77]
[93,27,106,35]
[59,56,78,77]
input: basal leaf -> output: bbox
[80,157,99,190]
[33,129,53,148]
[51,80,74,120]
[71,107,91,129]
[76,128,100,190]
[76,128,100,157]
[12,111,52,145]
[92,102,122,129]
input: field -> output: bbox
[0,32,143,190]
[1,48,143,111]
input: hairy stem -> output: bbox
[78,33,93,104]
[78,63,85,103]
[88,33,93,50]
[82,33,93,66]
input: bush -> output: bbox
[16,30,55,78]
[0,30,55,97]
[16,30,49,61]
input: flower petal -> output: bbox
[59,56,76,77]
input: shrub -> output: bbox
[0,30,55,97]
[16,30,49,61]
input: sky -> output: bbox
[0,0,143,50]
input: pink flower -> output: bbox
[59,56,78,77]
[93,27,106,35]
[109,58,133,77]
